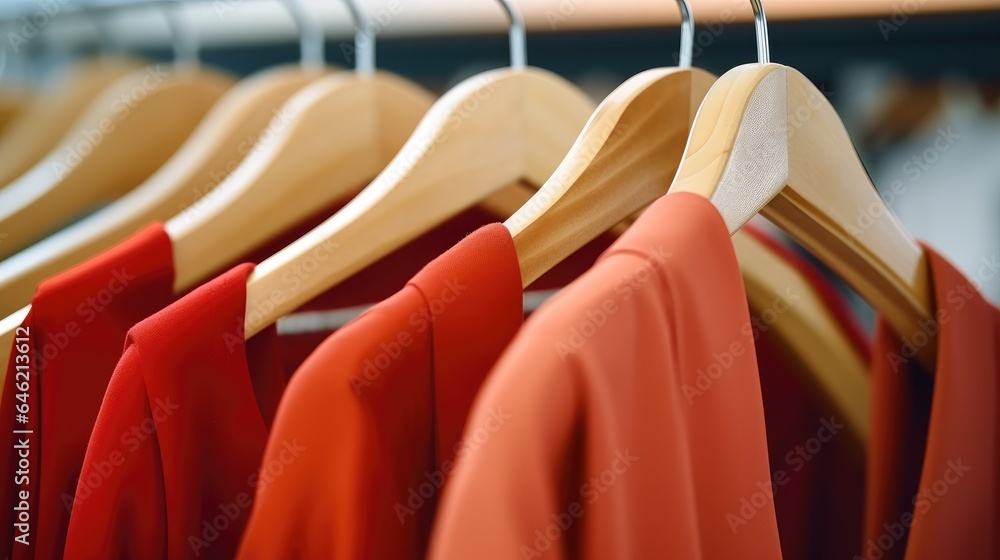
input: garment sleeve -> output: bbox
[63,343,167,560]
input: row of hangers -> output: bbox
[0,0,937,448]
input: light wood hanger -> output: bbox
[501,0,870,440]
[668,0,934,368]
[0,18,235,260]
[241,0,595,339]
[0,0,337,317]
[0,57,146,188]
[0,0,331,389]
[0,65,327,319]
[164,0,436,294]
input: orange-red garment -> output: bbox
[236,225,525,559]
[861,245,999,559]
[429,192,783,559]
[0,225,175,560]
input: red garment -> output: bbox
[236,224,524,559]
[862,246,999,559]
[429,192,784,559]
[62,264,283,560]
[0,225,175,560]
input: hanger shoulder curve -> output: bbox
[0,57,146,188]
[243,67,596,338]
[0,65,235,261]
[0,66,326,319]
[670,63,934,367]
[506,66,717,286]
[166,71,435,293]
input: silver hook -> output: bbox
[341,0,375,75]
[675,0,693,68]
[162,0,199,68]
[750,0,769,64]
[496,0,526,69]
[284,0,325,69]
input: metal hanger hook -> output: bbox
[162,0,199,68]
[675,0,693,68]
[283,0,325,69]
[750,0,770,64]
[496,0,526,69]
[341,0,375,75]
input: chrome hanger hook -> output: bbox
[162,0,199,68]
[284,0,325,69]
[750,0,769,64]
[496,0,526,69]
[341,0,375,75]
[675,0,693,68]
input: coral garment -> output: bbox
[861,245,999,559]
[0,226,175,560]
[428,192,784,559]
[235,225,524,559]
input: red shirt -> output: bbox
[428,193,786,559]
[235,225,524,559]
[0,225,175,560]
[862,245,999,559]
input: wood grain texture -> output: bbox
[0,57,147,188]
[506,67,716,286]
[0,64,235,262]
[166,71,436,293]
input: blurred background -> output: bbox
[2,0,999,312]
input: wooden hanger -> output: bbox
[161,0,445,295]
[0,1,332,387]
[241,0,595,339]
[0,56,146,188]
[668,0,934,368]
[0,0,338,317]
[503,0,706,284]
[499,0,870,440]
[0,64,327,319]
[0,62,234,261]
